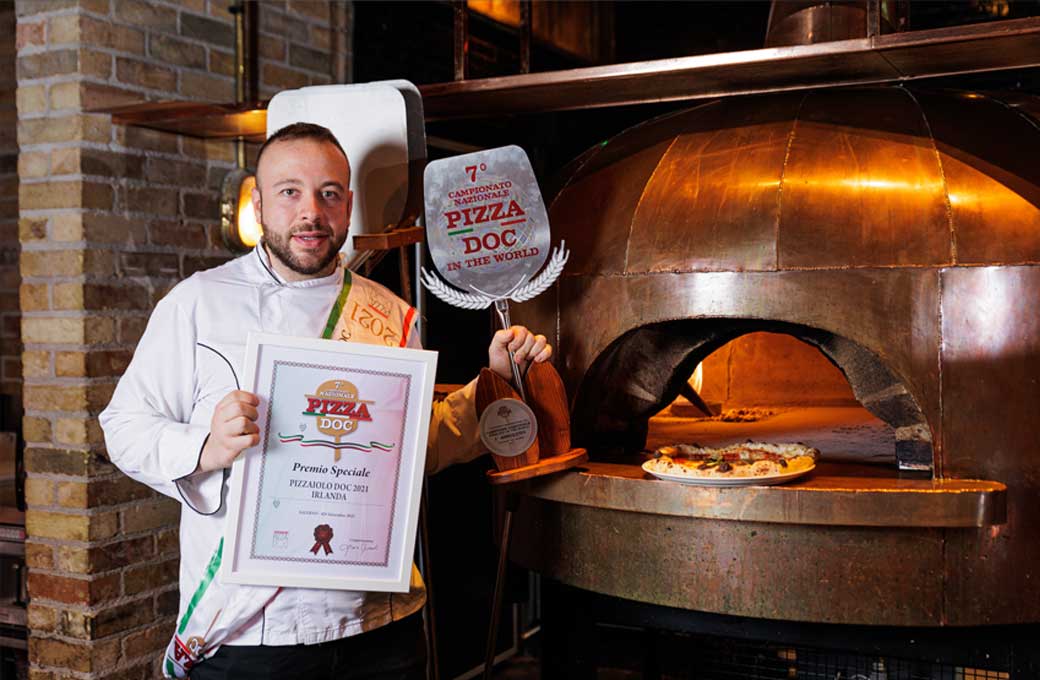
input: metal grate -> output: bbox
[595,628,1011,680]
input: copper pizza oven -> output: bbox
[509,87,1040,627]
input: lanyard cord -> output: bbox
[321,270,353,340]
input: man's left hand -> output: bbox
[489,326,552,381]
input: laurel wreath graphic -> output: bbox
[419,270,495,309]
[509,243,569,302]
[421,241,570,309]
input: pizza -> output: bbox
[644,441,818,479]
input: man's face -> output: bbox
[252,138,353,281]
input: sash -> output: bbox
[163,271,416,677]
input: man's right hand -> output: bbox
[198,390,260,473]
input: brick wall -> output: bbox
[258,1,345,98]
[16,1,348,677]
[698,333,858,409]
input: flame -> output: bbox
[689,363,703,394]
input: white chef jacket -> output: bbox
[100,247,482,647]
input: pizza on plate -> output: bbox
[645,441,818,479]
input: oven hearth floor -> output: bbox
[647,406,896,464]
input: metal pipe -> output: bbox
[493,299,527,402]
[399,246,412,306]
[232,2,246,168]
[331,1,351,84]
[243,1,259,105]
[454,1,469,81]
[867,0,882,37]
[520,0,532,74]
[483,493,518,680]
[417,484,440,680]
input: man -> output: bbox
[100,123,551,679]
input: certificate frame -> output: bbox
[221,332,438,592]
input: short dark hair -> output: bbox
[255,122,350,184]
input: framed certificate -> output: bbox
[221,332,438,592]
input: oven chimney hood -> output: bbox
[765,1,905,48]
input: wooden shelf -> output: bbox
[352,226,424,251]
[96,17,1040,138]
[518,461,1006,528]
[101,100,269,140]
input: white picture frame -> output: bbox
[221,332,438,592]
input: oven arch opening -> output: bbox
[571,319,933,472]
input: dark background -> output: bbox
[351,2,1040,675]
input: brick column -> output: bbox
[15,2,350,677]
[16,1,234,677]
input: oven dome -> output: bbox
[509,87,1040,627]
[549,87,1040,275]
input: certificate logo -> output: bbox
[272,530,289,551]
[277,378,395,461]
[304,379,373,439]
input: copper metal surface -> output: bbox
[765,1,905,47]
[521,462,1005,527]
[101,17,1040,138]
[940,266,1040,625]
[912,91,1040,264]
[627,97,798,273]
[549,128,675,276]
[778,88,952,267]
[766,2,872,47]
[530,269,943,438]
[510,498,948,626]
[510,87,1040,625]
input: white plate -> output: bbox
[641,460,815,487]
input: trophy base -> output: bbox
[486,448,588,485]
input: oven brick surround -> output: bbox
[13,1,350,677]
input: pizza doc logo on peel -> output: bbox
[422,145,568,311]
[277,379,394,461]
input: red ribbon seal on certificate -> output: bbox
[310,524,334,555]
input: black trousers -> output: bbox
[188,613,427,680]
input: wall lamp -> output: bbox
[221,168,261,252]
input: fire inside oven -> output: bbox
[662,333,890,464]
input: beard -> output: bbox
[262,222,346,277]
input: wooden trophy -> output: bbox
[476,362,587,483]
[421,145,585,679]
